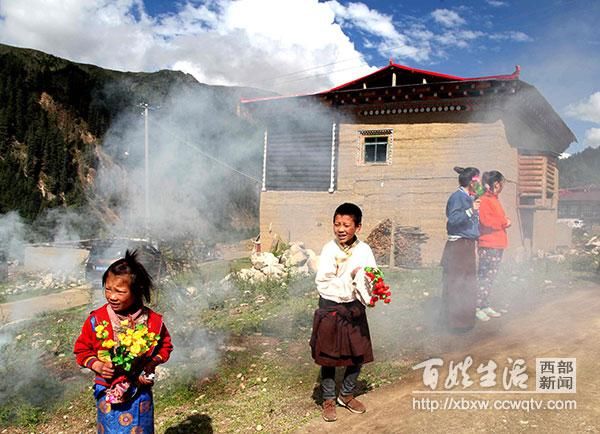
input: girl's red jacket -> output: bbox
[74,303,173,386]
[478,191,509,249]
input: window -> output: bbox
[359,129,392,164]
[364,136,388,163]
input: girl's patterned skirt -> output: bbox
[94,384,154,434]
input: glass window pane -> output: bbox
[364,135,389,163]
[365,145,376,162]
[376,145,387,162]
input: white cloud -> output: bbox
[328,1,397,39]
[566,93,600,149]
[0,0,373,93]
[436,29,484,48]
[489,31,532,42]
[486,0,508,7]
[327,1,430,62]
[584,128,600,148]
[0,0,533,94]
[566,92,600,123]
[431,9,466,28]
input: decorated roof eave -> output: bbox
[510,81,577,154]
[319,62,521,94]
[241,77,518,110]
[240,62,521,105]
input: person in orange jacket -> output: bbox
[476,171,511,321]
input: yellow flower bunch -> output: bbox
[95,323,109,340]
[94,320,160,371]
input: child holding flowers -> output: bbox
[74,250,173,433]
[310,203,378,422]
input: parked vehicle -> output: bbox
[85,238,164,285]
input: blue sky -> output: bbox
[0,0,599,153]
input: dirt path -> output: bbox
[0,286,90,324]
[300,284,600,433]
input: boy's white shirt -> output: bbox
[315,239,377,305]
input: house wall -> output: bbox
[260,118,524,264]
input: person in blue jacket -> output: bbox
[440,166,481,331]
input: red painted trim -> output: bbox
[240,64,520,104]
[322,63,465,94]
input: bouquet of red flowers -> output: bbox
[365,266,391,306]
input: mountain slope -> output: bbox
[0,43,272,240]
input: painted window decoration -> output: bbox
[359,129,392,165]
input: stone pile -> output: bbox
[233,242,319,284]
[0,270,85,297]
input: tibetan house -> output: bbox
[559,186,600,225]
[241,62,576,266]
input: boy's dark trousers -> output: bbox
[321,365,361,400]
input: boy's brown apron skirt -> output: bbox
[440,238,477,330]
[310,298,373,367]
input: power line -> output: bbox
[254,55,367,85]
[150,120,262,184]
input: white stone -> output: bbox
[41,274,53,287]
[251,252,279,269]
[262,264,285,277]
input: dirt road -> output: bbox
[0,286,90,324]
[300,284,600,433]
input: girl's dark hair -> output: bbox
[102,249,153,303]
[453,166,480,187]
[482,170,505,191]
[334,202,362,225]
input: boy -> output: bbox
[310,202,377,422]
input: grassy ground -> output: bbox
[0,254,597,433]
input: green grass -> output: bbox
[0,306,90,428]
[1,255,597,432]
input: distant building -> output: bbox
[559,186,600,224]
[241,62,576,265]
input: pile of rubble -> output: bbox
[232,242,319,284]
[585,236,600,272]
[585,235,600,255]
[0,269,86,297]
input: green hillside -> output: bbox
[558,147,600,188]
[0,43,271,239]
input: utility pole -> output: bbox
[139,102,150,237]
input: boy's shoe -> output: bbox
[482,307,501,318]
[337,394,366,414]
[322,399,337,422]
[475,308,490,322]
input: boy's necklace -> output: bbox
[334,238,359,273]
[336,237,359,254]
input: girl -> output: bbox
[74,250,173,433]
[476,171,511,321]
[441,166,480,331]
[310,203,377,422]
